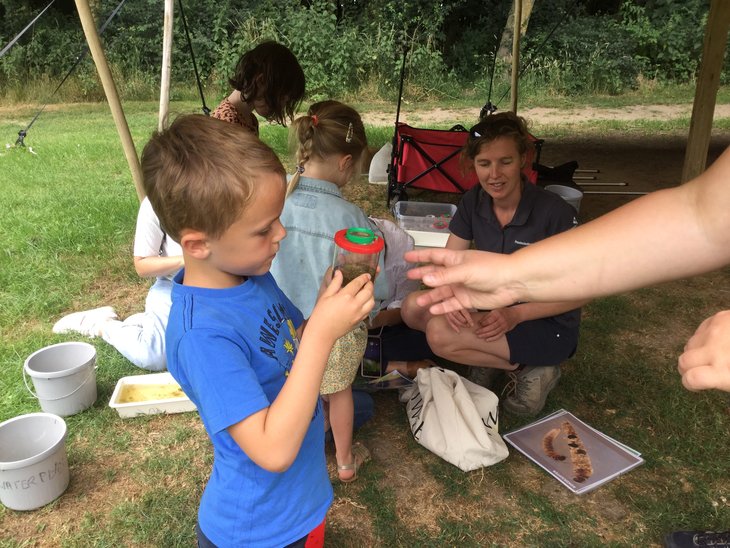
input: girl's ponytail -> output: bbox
[286,114,317,198]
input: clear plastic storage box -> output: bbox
[393,201,457,248]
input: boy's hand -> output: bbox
[317,267,334,301]
[308,270,374,343]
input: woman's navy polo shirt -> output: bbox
[449,181,581,329]
[449,180,579,254]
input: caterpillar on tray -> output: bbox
[542,427,566,461]
[561,421,593,483]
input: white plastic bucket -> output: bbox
[0,413,69,511]
[24,342,97,417]
[368,142,392,184]
[545,184,583,213]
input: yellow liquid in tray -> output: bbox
[117,383,186,403]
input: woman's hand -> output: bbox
[444,309,474,333]
[474,308,518,341]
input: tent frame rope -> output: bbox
[0,0,57,59]
[177,0,210,116]
[15,0,128,147]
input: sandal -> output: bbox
[385,359,436,379]
[337,442,371,483]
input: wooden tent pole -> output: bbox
[682,0,730,182]
[158,0,174,132]
[74,0,145,202]
[510,0,522,113]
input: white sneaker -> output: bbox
[52,306,118,338]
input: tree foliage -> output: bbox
[0,0,717,101]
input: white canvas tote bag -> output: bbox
[400,367,509,471]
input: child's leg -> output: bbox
[328,387,355,479]
[320,325,370,481]
[100,279,172,371]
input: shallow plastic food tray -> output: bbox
[393,201,457,248]
[109,372,197,418]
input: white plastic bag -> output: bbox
[399,367,509,471]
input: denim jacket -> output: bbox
[270,177,389,318]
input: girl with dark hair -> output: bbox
[212,40,305,132]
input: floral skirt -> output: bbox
[320,322,367,395]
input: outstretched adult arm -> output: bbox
[406,146,730,314]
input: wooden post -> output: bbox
[682,0,730,182]
[510,0,522,113]
[158,0,174,132]
[74,0,145,201]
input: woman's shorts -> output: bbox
[506,318,579,366]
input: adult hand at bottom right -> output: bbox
[678,310,730,393]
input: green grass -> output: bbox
[1,101,729,546]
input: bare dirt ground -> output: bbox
[360,103,730,126]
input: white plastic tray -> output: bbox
[109,372,197,418]
[406,229,450,248]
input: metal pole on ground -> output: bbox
[582,191,648,196]
[158,0,174,132]
[74,0,145,202]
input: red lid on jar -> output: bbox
[334,227,384,254]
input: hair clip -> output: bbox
[296,165,305,174]
[345,122,354,143]
[311,114,318,127]
[472,131,482,138]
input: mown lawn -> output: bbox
[0,101,728,547]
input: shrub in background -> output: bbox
[0,0,719,103]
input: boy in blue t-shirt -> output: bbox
[140,115,375,547]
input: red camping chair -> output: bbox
[387,121,544,206]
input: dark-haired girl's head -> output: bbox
[229,41,305,126]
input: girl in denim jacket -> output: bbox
[271,100,389,482]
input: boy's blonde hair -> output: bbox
[141,115,286,241]
[286,100,368,197]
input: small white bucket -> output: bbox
[0,413,70,511]
[24,342,97,417]
[545,184,583,213]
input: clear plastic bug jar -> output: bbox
[332,227,384,284]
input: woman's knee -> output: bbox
[400,291,426,331]
[425,318,456,357]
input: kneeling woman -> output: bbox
[401,112,588,417]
